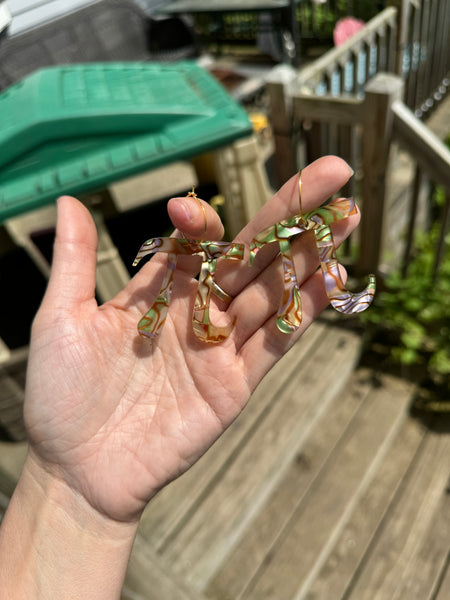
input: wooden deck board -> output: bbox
[409,488,450,600]
[162,325,361,591]
[205,368,374,600]
[124,533,199,600]
[238,373,416,600]
[435,558,450,600]
[0,318,448,600]
[138,322,328,549]
[346,417,450,600]
[302,415,426,600]
[120,321,450,600]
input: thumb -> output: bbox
[167,194,225,241]
[43,196,98,310]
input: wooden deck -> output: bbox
[1,317,449,599]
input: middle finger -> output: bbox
[214,155,355,299]
[228,209,359,350]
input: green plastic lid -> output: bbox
[0,61,252,222]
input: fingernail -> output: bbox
[171,198,192,223]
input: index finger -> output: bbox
[113,191,225,312]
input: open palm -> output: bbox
[24,157,357,524]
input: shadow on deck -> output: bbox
[1,316,449,600]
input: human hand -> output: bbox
[23,156,357,525]
[0,156,358,599]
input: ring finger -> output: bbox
[228,211,359,350]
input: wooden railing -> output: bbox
[358,73,450,278]
[267,1,449,281]
[267,7,401,186]
[295,6,398,96]
[268,69,449,280]
[391,101,450,279]
[394,0,450,116]
[293,1,449,114]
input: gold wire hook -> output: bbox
[187,186,207,240]
[298,170,305,222]
[296,170,307,227]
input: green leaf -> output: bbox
[392,347,419,365]
[400,327,426,351]
[430,349,450,375]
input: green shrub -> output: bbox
[362,190,450,394]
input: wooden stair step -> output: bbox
[138,321,330,549]
[435,562,450,600]
[302,403,425,600]
[159,325,362,591]
[123,534,201,600]
[206,367,376,600]
[236,372,416,600]
[346,415,450,600]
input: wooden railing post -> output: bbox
[266,65,298,187]
[358,73,405,277]
[386,0,409,76]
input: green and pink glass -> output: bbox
[249,175,376,333]
[133,236,244,343]
[133,189,244,343]
[133,177,375,342]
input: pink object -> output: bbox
[333,17,365,46]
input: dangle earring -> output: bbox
[133,188,244,343]
[249,172,376,333]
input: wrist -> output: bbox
[0,452,138,599]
